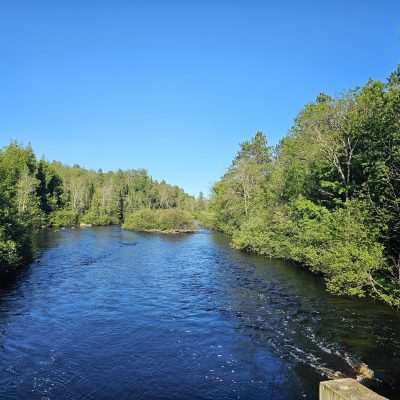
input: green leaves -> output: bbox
[49,210,79,228]
[209,132,272,234]
[0,141,198,271]
[0,143,38,270]
[208,66,400,306]
[288,199,384,297]
[122,209,195,233]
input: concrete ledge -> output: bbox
[319,378,388,400]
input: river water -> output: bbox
[0,227,399,399]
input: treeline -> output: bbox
[204,67,400,306]
[0,142,200,272]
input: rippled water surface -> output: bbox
[0,227,399,399]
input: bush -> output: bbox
[197,210,217,230]
[232,197,387,299]
[232,206,291,258]
[123,209,195,233]
[49,209,78,227]
[80,211,116,226]
[0,221,32,271]
[0,239,21,269]
[287,198,385,298]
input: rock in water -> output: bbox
[355,363,374,381]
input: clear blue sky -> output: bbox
[1,0,399,195]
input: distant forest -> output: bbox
[202,66,400,307]
[0,144,205,272]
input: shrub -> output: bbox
[80,211,116,226]
[123,209,195,233]
[49,209,78,227]
[288,198,385,298]
[232,206,291,258]
[197,210,217,230]
[0,239,21,269]
[233,197,386,299]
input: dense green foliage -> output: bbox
[206,67,400,306]
[123,209,196,233]
[3,68,400,307]
[0,144,197,272]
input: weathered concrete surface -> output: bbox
[319,378,388,400]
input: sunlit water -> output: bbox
[0,227,399,399]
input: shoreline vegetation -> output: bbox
[1,66,399,307]
[200,66,400,308]
[0,146,204,272]
[122,209,197,234]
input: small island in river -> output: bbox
[122,208,197,234]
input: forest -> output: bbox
[0,144,200,273]
[203,67,400,307]
[2,67,400,308]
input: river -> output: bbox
[0,226,399,399]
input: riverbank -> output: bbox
[124,228,197,234]
[1,226,398,399]
[0,142,200,275]
[206,125,400,307]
